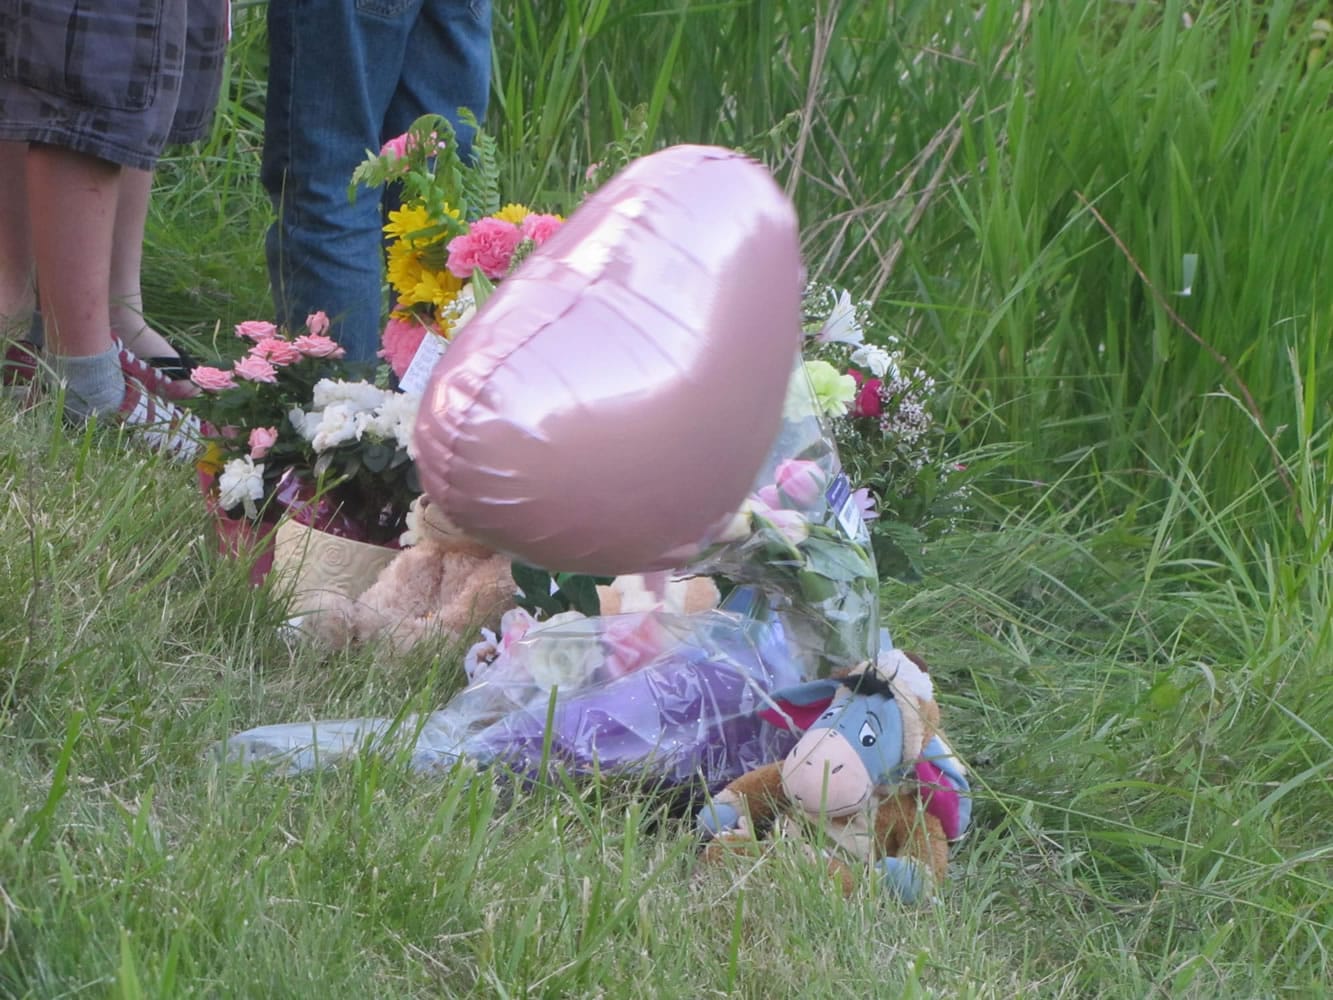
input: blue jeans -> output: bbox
[262,0,492,362]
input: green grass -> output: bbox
[2,0,1331,995]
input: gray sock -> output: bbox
[54,347,124,419]
[28,310,44,348]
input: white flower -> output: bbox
[523,612,601,691]
[850,344,899,380]
[816,290,863,346]
[377,391,420,450]
[353,407,395,442]
[309,403,359,452]
[288,407,316,441]
[311,378,388,413]
[217,457,265,513]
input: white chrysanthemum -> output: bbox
[311,378,388,413]
[217,457,264,511]
[310,403,359,452]
[850,344,899,380]
[353,407,396,442]
[377,391,420,450]
[288,406,316,441]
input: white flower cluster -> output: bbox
[289,379,420,455]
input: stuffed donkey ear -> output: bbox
[757,679,842,731]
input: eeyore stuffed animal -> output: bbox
[696,650,970,902]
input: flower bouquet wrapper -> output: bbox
[219,588,803,791]
[672,361,881,678]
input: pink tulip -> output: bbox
[773,458,826,507]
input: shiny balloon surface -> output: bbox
[413,145,802,574]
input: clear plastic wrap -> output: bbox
[224,588,803,788]
[221,361,882,789]
[672,362,879,678]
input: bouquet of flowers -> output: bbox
[189,313,420,544]
[349,112,565,381]
[800,283,971,578]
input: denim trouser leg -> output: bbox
[262,0,492,362]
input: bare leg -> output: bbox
[109,166,178,359]
[27,145,121,357]
[0,141,35,342]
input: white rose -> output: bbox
[217,457,264,512]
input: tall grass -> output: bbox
[4,0,1327,994]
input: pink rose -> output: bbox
[292,334,346,359]
[519,213,563,247]
[234,320,278,342]
[190,365,237,391]
[233,355,279,383]
[446,218,523,279]
[850,370,884,418]
[249,337,303,367]
[378,314,428,379]
[773,458,826,508]
[248,426,279,459]
[306,311,330,336]
[600,613,672,680]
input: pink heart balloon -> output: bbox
[412,145,802,574]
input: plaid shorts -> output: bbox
[0,0,227,170]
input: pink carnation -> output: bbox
[293,334,346,359]
[234,320,278,342]
[306,311,330,336]
[378,314,428,379]
[446,218,523,279]
[233,355,279,384]
[248,426,279,459]
[249,337,303,367]
[380,133,411,159]
[190,365,237,391]
[519,213,563,247]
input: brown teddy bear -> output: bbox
[696,651,971,901]
[594,572,721,617]
[301,495,516,653]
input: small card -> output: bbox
[397,332,447,395]
[825,472,863,538]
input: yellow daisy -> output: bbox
[493,203,531,224]
[383,203,434,242]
